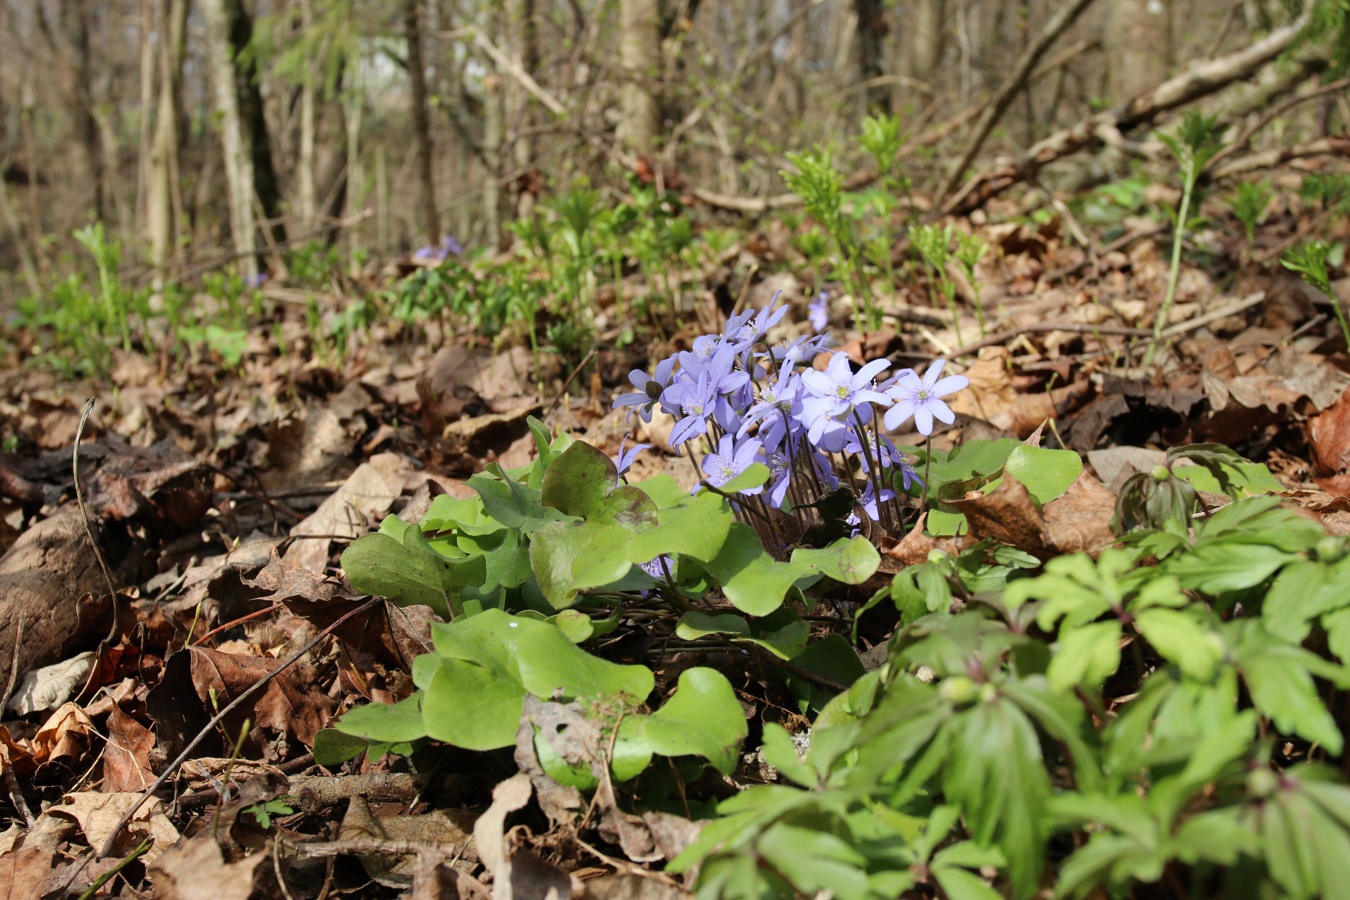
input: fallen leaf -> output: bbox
[0,847,55,900]
[102,704,157,793]
[146,836,262,900]
[283,452,411,574]
[1044,470,1118,556]
[46,791,180,862]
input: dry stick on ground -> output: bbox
[98,597,380,858]
[935,0,1100,208]
[942,12,1311,215]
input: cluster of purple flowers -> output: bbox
[415,235,464,262]
[612,293,968,535]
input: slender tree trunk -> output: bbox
[200,0,259,279]
[906,0,947,87]
[1105,0,1172,105]
[854,0,890,113]
[148,0,189,287]
[223,0,286,247]
[58,2,107,222]
[510,0,539,221]
[618,0,662,154]
[297,0,317,234]
[483,74,502,247]
[402,0,440,244]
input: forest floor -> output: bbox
[1,166,1349,898]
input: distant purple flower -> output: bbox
[701,434,765,495]
[798,353,891,449]
[770,333,830,368]
[883,359,968,436]
[613,435,650,484]
[245,271,269,289]
[808,291,829,332]
[844,428,906,475]
[441,235,463,256]
[613,355,678,423]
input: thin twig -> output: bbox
[98,598,380,858]
[73,399,116,600]
[1,612,24,714]
[543,346,598,421]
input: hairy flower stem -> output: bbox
[852,410,891,533]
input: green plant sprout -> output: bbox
[1228,179,1273,250]
[1144,111,1224,368]
[73,222,132,352]
[911,223,967,347]
[953,229,990,335]
[782,150,879,331]
[243,797,295,830]
[1283,239,1350,349]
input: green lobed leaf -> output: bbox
[1003,443,1083,505]
[529,520,634,608]
[421,610,653,751]
[1134,608,1224,681]
[540,440,658,529]
[1047,620,1122,693]
[332,693,428,743]
[1235,629,1346,755]
[791,535,880,585]
[341,531,486,619]
[626,490,733,564]
[614,667,748,779]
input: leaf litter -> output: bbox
[0,171,1348,898]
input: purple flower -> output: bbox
[883,359,968,436]
[898,459,923,493]
[769,333,830,368]
[613,355,678,423]
[639,554,676,579]
[729,291,789,352]
[860,483,895,521]
[664,368,720,447]
[441,235,464,256]
[700,434,764,495]
[808,291,829,332]
[764,449,792,508]
[738,363,803,453]
[798,353,892,449]
[244,271,269,289]
[844,428,906,475]
[613,435,650,485]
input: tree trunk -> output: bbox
[618,0,662,155]
[224,0,287,247]
[905,0,947,86]
[1105,0,1172,105]
[854,0,890,114]
[297,0,317,234]
[148,0,189,287]
[402,0,440,244]
[509,0,540,221]
[57,2,107,222]
[200,0,259,279]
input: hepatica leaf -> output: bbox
[420,610,652,751]
[614,667,747,780]
[530,520,634,608]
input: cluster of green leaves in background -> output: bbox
[320,417,880,786]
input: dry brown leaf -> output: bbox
[283,452,411,573]
[578,874,689,900]
[0,847,55,900]
[146,836,262,900]
[45,791,180,863]
[884,512,973,566]
[102,704,156,793]
[1044,470,1118,556]
[948,346,1016,431]
[30,702,97,766]
[186,647,335,747]
[948,475,1050,558]
[1310,388,1350,477]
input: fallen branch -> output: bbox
[936,0,1100,205]
[943,12,1311,214]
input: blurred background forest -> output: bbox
[0,0,1343,311]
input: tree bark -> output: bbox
[297,0,317,234]
[618,0,662,154]
[854,0,890,114]
[402,0,440,244]
[1105,0,1172,105]
[53,2,107,222]
[200,0,259,279]
[224,0,286,247]
[148,0,189,287]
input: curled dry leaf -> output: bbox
[44,791,180,863]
